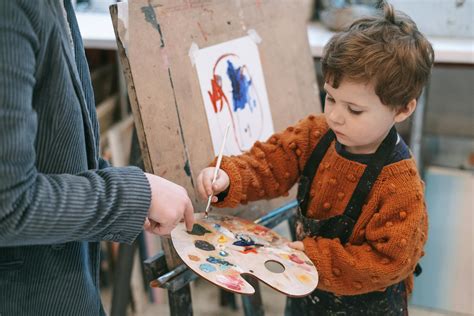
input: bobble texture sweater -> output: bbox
[213,114,428,296]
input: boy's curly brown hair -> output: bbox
[321,0,434,108]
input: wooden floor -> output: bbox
[100,218,468,316]
[102,277,463,316]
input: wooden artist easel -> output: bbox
[110,1,321,314]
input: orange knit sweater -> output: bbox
[213,114,428,296]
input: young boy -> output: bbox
[196,1,433,314]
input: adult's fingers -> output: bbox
[154,223,172,236]
[143,218,151,232]
[183,199,195,231]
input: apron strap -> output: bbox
[344,127,397,221]
[297,127,398,221]
[297,130,335,216]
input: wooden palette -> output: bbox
[171,213,318,297]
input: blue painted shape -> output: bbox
[206,256,234,266]
[233,233,255,247]
[226,60,254,112]
[220,265,231,271]
[199,263,216,273]
[141,5,164,47]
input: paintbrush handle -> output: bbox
[211,124,230,183]
[204,194,212,214]
[205,124,230,217]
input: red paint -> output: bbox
[289,254,305,264]
[252,225,270,236]
[240,246,258,254]
[207,53,244,152]
[216,274,244,291]
[197,22,208,41]
[208,74,229,113]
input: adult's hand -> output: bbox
[143,173,194,235]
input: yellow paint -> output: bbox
[297,273,311,284]
[217,235,228,243]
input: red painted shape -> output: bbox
[289,253,305,264]
[208,74,228,113]
[240,246,258,254]
[216,274,245,291]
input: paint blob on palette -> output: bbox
[170,213,318,296]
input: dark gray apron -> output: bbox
[285,127,408,316]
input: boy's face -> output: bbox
[323,80,413,154]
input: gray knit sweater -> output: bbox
[0,1,151,314]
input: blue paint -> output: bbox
[199,263,217,273]
[206,256,234,267]
[183,159,192,177]
[226,61,254,112]
[233,240,255,247]
[219,250,229,257]
[233,233,256,247]
[141,5,165,47]
[220,265,231,271]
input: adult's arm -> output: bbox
[0,1,151,247]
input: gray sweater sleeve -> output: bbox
[0,1,151,246]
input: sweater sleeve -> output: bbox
[212,115,328,208]
[0,1,151,246]
[302,167,428,295]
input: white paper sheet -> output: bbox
[194,36,274,156]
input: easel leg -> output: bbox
[168,285,193,316]
[219,289,238,310]
[241,276,264,316]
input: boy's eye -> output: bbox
[348,107,363,115]
[326,96,335,103]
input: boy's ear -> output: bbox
[394,99,417,123]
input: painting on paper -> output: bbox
[194,36,274,156]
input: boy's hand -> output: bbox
[287,241,305,251]
[196,167,230,202]
[143,173,194,235]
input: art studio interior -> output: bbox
[0,0,472,316]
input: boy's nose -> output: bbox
[327,107,345,125]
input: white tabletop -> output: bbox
[76,12,117,50]
[307,22,474,65]
[76,12,474,64]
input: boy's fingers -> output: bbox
[287,241,305,251]
[205,181,213,196]
[196,176,207,200]
[212,178,224,193]
[203,169,213,196]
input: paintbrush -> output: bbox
[204,124,231,218]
